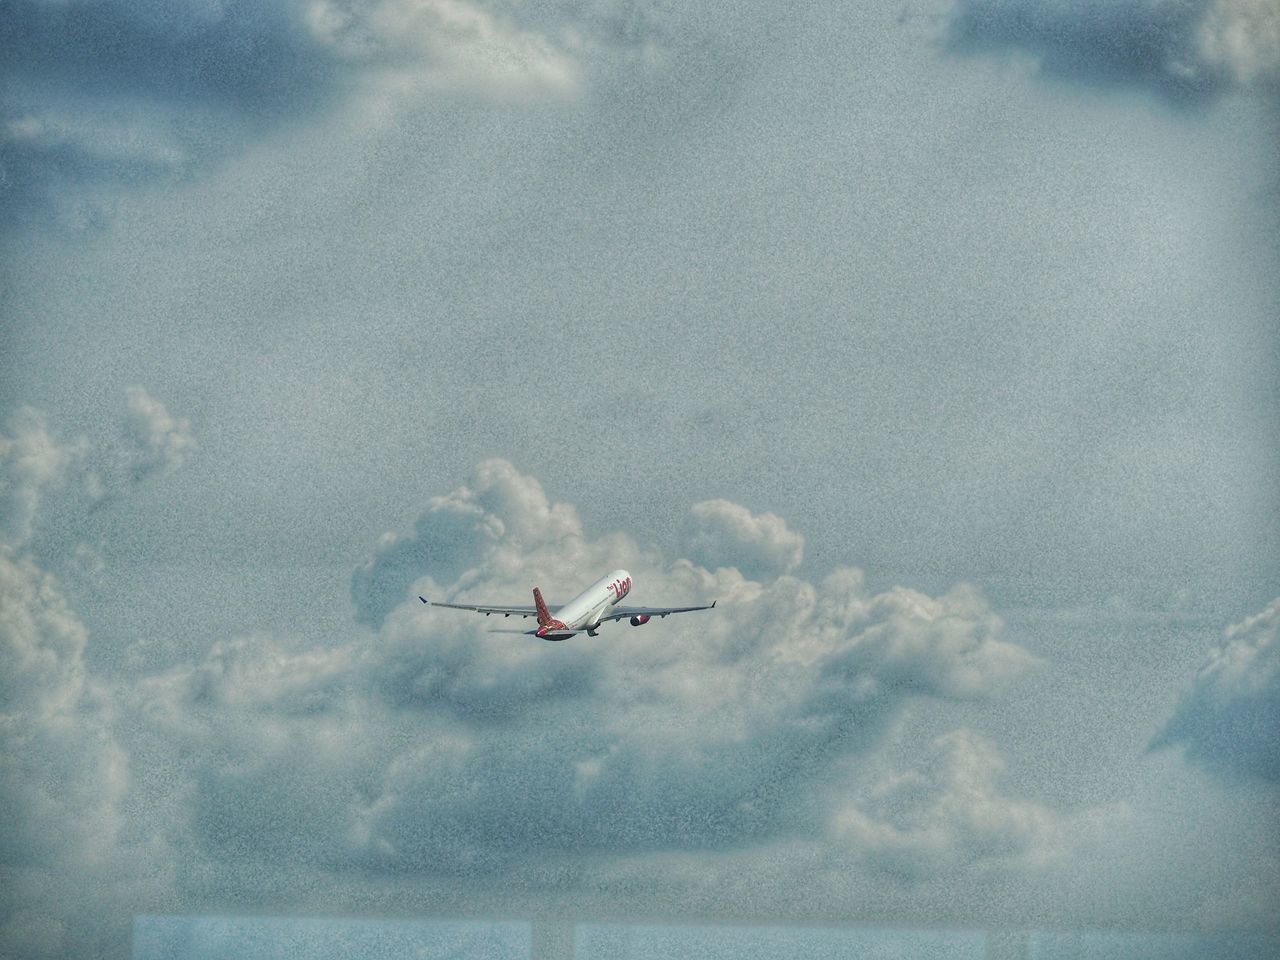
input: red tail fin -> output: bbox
[533,586,553,627]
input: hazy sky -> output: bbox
[2,1,1278,957]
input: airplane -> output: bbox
[419,569,715,641]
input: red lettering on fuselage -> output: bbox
[610,576,632,600]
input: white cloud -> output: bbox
[78,388,196,501]
[164,460,1044,877]
[307,0,579,100]
[1152,597,1280,783]
[0,551,89,715]
[831,729,1065,878]
[948,0,1280,97]
[681,498,804,580]
[1196,0,1280,87]
[0,408,78,548]
[0,551,129,959]
[352,459,583,626]
[2,454,1072,953]
[0,394,197,958]
[2,0,585,224]
[119,386,197,482]
[1,389,195,543]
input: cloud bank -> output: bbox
[947,0,1280,100]
[4,446,1069,956]
[0,393,184,959]
[1153,597,1280,783]
[248,461,1048,871]
[0,0,581,225]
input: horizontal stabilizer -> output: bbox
[487,627,585,639]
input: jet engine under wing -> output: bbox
[600,600,717,622]
[418,597,544,618]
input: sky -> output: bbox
[1,1,1278,957]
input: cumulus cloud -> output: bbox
[0,388,195,519]
[0,394,195,958]
[0,408,79,548]
[1152,598,1280,783]
[947,0,1280,100]
[680,499,805,580]
[307,0,579,100]
[354,462,808,627]
[0,0,579,224]
[353,572,1035,865]
[351,459,581,627]
[0,0,746,225]
[832,729,1065,879]
[5,453,1062,954]
[0,550,129,959]
[185,460,1044,876]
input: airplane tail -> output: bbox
[533,586,554,628]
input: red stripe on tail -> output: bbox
[533,587,565,629]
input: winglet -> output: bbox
[712,600,717,608]
[419,596,429,605]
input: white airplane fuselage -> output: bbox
[544,568,632,636]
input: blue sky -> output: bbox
[2,1,1278,957]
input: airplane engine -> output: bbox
[630,615,650,626]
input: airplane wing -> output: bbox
[418,597,543,619]
[600,600,717,622]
